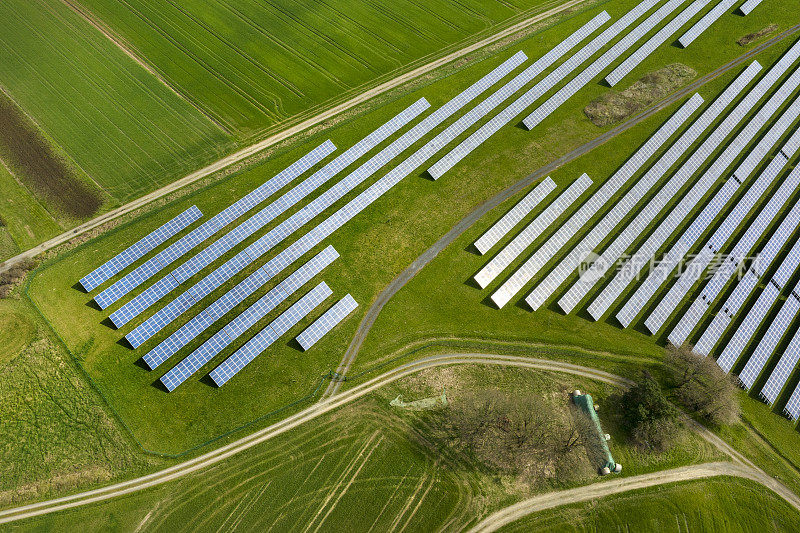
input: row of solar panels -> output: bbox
[473,37,800,419]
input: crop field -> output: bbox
[77,0,560,137]
[0,0,232,206]
[500,477,800,532]
[10,366,720,531]
[24,0,800,458]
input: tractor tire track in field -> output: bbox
[323,21,800,399]
[0,0,587,275]
[1,352,798,525]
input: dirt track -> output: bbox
[1,353,798,525]
[0,0,587,274]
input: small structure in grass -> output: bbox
[390,389,448,410]
[572,390,622,475]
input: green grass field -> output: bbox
[24,0,800,457]
[0,162,61,258]
[76,0,559,137]
[0,0,232,205]
[9,366,722,531]
[499,477,800,532]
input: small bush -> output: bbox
[618,371,680,451]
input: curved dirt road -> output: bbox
[468,461,800,533]
[0,0,587,274]
[1,352,797,525]
[323,21,800,399]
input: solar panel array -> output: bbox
[762,321,800,405]
[605,0,713,87]
[587,54,800,322]
[128,55,526,351]
[93,142,336,310]
[208,282,332,388]
[522,0,668,130]
[553,77,751,313]
[784,386,800,420]
[624,91,800,331]
[427,12,610,179]
[678,0,738,48]
[646,153,791,334]
[740,289,800,390]
[80,206,203,293]
[490,174,594,308]
[113,101,425,332]
[475,176,590,289]
[738,0,764,15]
[668,166,800,347]
[716,234,800,372]
[528,94,707,312]
[474,178,556,255]
[145,245,338,373]
[296,294,358,351]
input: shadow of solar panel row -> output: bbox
[669,166,800,346]
[605,0,713,88]
[207,282,333,388]
[427,11,611,179]
[488,174,593,308]
[93,143,335,310]
[122,103,427,347]
[738,0,763,15]
[646,152,792,333]
[144,245,338,371]
[474,178,556,256]
[296,294,358,351]
[475,176,588,289]
[716,234,800,372]
[525,0,680,128]
[679,0,738,48]
[124,54,531,348]
[549,88,739,313]
[586,54,799,322]
[113,102,425,332]
[80,206,203,293]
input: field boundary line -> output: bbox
[0,0,588,274]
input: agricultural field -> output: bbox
[6,0,800,528]
[8,366,721,531]
[76,0,562,137]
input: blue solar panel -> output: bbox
[94,141,334,308]
[142,246,338,371]
[208,282,332,387]
[81,205,202,293]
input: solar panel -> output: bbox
[781,124,800,158]
[94,142,335,308]
[693,270,759,355]
[112,101,422,328]
[80,205,202,293]
[125,56,526,346]
[426,11,613,179]
[528,93,710,312]
[588,53,800,321]
[606,0,714,87]
[474,178,556,255]
[738,0,763,15]
[296,294,358,351]
[475,175,591,289]
[142,245,337,371]
[206,282,332,388]
[488,174,592,307]
[521,0,671,130]
[679,0,739,48]
[646,153,791,334]
[740,292,800,389]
